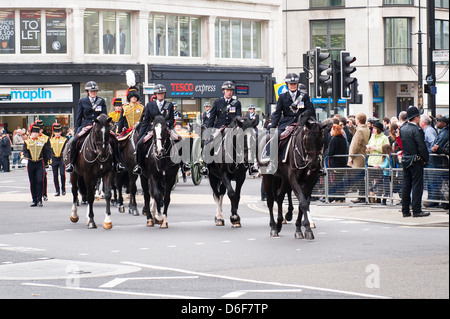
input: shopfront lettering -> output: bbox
[11,88,52,101]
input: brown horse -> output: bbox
[262,111,326,239]
[64,114,115,229]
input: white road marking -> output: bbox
[121,261,391,299]
[100,276,199,288]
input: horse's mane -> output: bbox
[153,115,168,128]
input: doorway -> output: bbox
[397,97,414,115]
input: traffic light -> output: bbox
[340,51,357,98]
[325,60,338,98]
[314,47,330,98]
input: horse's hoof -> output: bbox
[215,217,225,226]
[119,206,125,213]
[231,223,241,228]
[295,231,304,239]
[133,210,139,216]
[285,212,293,222]
[282,219,287,224]
[103,222,112,230]
[305,231,314,240]
[160,222,168,229]
[70,216,79,223]
[154,218,163,225]
[146,219,154,227]
[310,222,316,229]
[270,230,279,237]
[88,222,97,229]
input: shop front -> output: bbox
[0,63,144,135]
[147,65,274,127]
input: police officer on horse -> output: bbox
[66,81,124,173]
[207,81,242,129]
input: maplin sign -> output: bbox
[0,84,73,103]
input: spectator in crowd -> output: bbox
[348,113,371,203]
[347,115,356,135]
[327,124,349,203]
[0,129,12,172]
[372,144,393,205]
[398,111,407,127]
[367,122,389,167]
[431,116,449,209]
[390,116,399,126]
[420,114,439,207]
[12,128,25,169]
[383,117,390,136]
[339,116,353,145]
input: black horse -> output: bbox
[262,111,326,238]
[117,120,150,216]
[205,117,257,228]
[64,114,115,229]
[141,115,180,228]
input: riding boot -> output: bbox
[110,139,125,172]
[133,138,144,175]
[66,138,77,173]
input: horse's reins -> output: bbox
[82,125,111,164]
[291,125,322,170]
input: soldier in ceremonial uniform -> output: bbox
[207,81,242,129]
[66,81,124,173]
[22,124,51,207]
[117,85,144,133]
[267,73,315,135]
[133,84,175,175]
[35,120,50,201]
[399,106,430,218]
[50,123,68,196]
[108,98,123,134]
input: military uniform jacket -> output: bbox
[50,136,68,159]
[207,97,242,128]
[22,136,51,165]
[118,102,144,132]
[75,96,107,132]
[270,90,315,131]
[138,100,174,140]
[399,122,429,168]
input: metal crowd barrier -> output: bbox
[310,153,449,207]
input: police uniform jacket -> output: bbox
[207,97,242,129]
[269,90,315,131]
[138,100,174,140]
[75,96,107,132]
[399,122,429,168]
[245,112,259,127]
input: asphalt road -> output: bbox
[0,170,448,302]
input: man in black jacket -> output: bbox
[399,106,430,218]
[207,81,242,129]
[267,73,315,134]
[133,84,175,175]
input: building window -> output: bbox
[46,10,67,54]
[148,14,201,57]
[310,0,345,8]
[215,19,262,59]
[84,10,131,55]
[20,10,41,54]
[436,0,449,9]
[0,10,16,54]
[385,18,412,65]
[383,0,413,5]
[311,20,345,61]
[436,19,449,64]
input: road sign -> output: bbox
[432,50,449,62]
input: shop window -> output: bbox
[149,14,201,57]
[0,10,16,54]
[46,10,67,54]
[215,18,262,60]
[20,10,41,54]
[84,10,131,55]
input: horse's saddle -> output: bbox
[280,123,297,141]
[118,127,133,141]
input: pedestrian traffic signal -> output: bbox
[314,47,330,98]
[340,51,357,98]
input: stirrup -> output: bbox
[66,163,74,173]
[133,165,142,175]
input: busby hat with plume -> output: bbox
[126,70,140,102]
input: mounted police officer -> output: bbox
[66,81,124,173]
[400,106,430,218]
[207,81,242,129]
[50,123,68,196]
[202,102,211,127]
[267,73,315,135]
[245,105,259,128]
[133,84,175,175]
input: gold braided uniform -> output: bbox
[50,136,67,158]
[122,102,144,129]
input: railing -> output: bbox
[309,153,449,206]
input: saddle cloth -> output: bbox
[118,127,133,141]
[280,123,297,141]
